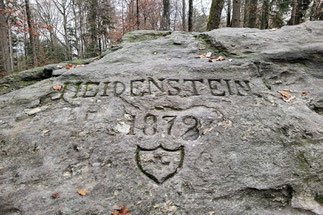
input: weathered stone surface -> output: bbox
[0,22,323,215]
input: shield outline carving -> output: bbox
[136,145,184,184]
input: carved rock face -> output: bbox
[0,22,323,215]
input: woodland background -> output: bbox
[0,0,322,77]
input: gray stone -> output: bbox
[0,21,323,215]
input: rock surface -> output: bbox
[0,21,323,215]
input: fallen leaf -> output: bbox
[65,64,73,69]
[77,190,86,196]
[278,90,291,100]
[57,65,63,69]
[208,58,216,62]
[42,130,50,134]
[111,206,131,215]
[229,59,233,62]
[199,46,206,50]
[195,53,207,58]
[51,192,60,199]
[301,92,308,96]
[217,56,225,61]
[205,52,212,58]
[53,85,63,91]
[76,64,85,68]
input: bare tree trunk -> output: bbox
[8,19,13,71]
[289,0,298,24]
[227,0,231,26]
[260,0,269,29]
[182,0,186,31]
[243,0,249,26]
[88,0,98,57]
[207,0,225,30]
[248,0,257,27]
[319,0,323,19]
[162,0,170,30]
[25,0,37,66]
[188,0,193,31]
[232,0,241,27]
[0,0,12,74]
[137,0,140,30]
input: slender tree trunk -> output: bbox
[207,0,225,30]
[182,0,186,31]
[260,0,269,29]
[25,0,37,66]
[8,19,13,71]
[63,9,71,60]
[232,0,241,27]
[0,0,12,74]
[319,0,323,20]
[243,0,249,26]
[88,0,98,57]
[227,0,231,26]
[137,0,140,30]
[289,0,298,24]
[248,0,257,27]
[188,0,193,31]
[162,0,170,30]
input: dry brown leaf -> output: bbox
[51,192,60,199]
[278,90,291,100]
[208,58,216,62]
[205,52,212,58]
[217,56,225,61]
[53,85,63,91]
[77,190,86,196]
[195,53,207,58]
[65,64,73,69]
[42,130,50,134]
[111,206,131,215]
[199,46,206,50]
[57,65,63,69]
[301,92,308,96]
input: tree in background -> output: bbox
[1,0,322,77]
[206,0,225,30]
[232,0,241,27]
[188,0,193,31]
[0,0,12,74]
[162,0,170,30]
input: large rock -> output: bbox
[0,22,323,215]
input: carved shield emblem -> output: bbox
[136,145,184,184]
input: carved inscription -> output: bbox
[55,78,252,99]
[136,145,184,184]
[122,114,200,140]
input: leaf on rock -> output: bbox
[57,65,63,69]
[42,130,50,134]
[51,192,60,199]
[77,190,86,196]
[216,56,225,61]
[301,92,308,96]
[278,90,291,99]
[205,52,212,58]
[111,206,131,215]
[65,64,74,69]
[53,85,63,91]
[199,46,206,50]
